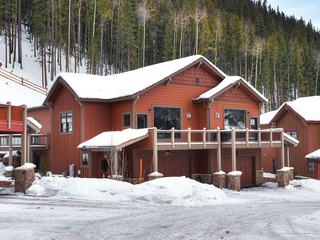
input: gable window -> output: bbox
[123,113,131,128]
[137,114,148,129]
[224,109,246,139]
[154,107,181,139]
[60,112,72,133]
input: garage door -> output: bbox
[221,157,255,187]
[142,154,191,180]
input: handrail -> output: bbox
[155,127,284,149]
[0,68,47,95]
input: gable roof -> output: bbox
[193,76,268,104]
[44,55,227,104]
[305,149,320,160]
[267,96,320,124]
[77,128,149,151]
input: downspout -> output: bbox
[21,104,27,165]
[6,102,12,166]
[46,102,54,172]
[132,96,139,128]
[75,98,87,176]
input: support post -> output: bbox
[152,127,158,172]
[280,130,285,168]
[217,127,221,171]
[231,128,236,171]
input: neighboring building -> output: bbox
[37,55,296,187]
[261,96,320,179]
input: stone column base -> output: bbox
[148,171,164,181]
[277,168,290,187]
[14,168,35,193]
[256,169,264,186]
[227,171,242,191]
[288,167,294,181]
[212,171,226,189]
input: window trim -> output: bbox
[60,111,73,134]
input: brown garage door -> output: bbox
[142,154,191,180]
[221,157,255,187]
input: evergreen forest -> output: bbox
[1,0,320,111]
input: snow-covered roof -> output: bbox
[77,128,149,151]
[283,132,299,147]
[260,110,278,125]
[284,96,320,121]
[47,55,227,102]
[305,149,320,160]
[27,117,42,132]
[193,76,268,103]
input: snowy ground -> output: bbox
[1,175,320,240]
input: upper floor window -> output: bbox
[224,109,246,129]
[137,114,148,129]
[123,113,131,128]
[60,112,73,133]
[154,106,181,139]
[286,131,297,139]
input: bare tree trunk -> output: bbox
[66,0,71,72]
[18,0,22,69]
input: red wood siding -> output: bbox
[52,87,82,176]
[83,102,111,141]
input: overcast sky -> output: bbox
[266,0,320,30]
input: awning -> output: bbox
[305,149,320,160]
[77,128,149,151]
[283,133,299,147]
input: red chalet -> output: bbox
[261,96,320,180]
[41,55,298,189]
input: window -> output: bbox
[224,109,246,139]
[137,114,148,129]
[308,162,315,171]
[154,107,181,139]
[195,77,200,85]
[82,153,89,166]
[123,113,131,128]
[60,112,73,133]
[286,131,297,139]
[224,109,246,129]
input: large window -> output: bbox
[154,107,181,139]
[224,109,246,129]
[60,112,72,133]
[224,109,246,139]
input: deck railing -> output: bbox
[0,133,48,150]
[155,127,283,150]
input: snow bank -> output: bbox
[26,176,227,206]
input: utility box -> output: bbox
[69,164,75,177]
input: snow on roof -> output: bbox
[77,128,149,150]
[51,55,227,101]
[283,132,299,146]
[260,110,278,125]
[284,96,320,121]
[27,116,42,129]
[194,76,268,103]
[305,149,320,159]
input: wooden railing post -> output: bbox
[171,127,175,149]
[188,127,191,148]
[202,128,206,148]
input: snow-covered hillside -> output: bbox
[0,28,86,107]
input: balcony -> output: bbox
[154,127,295,151]
[0,133,48,151]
